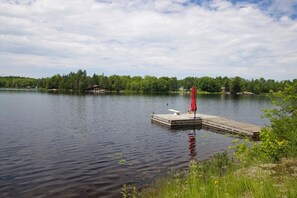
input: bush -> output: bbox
[261,81,297,160]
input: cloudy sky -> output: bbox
[0,0,297,80]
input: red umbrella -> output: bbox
[191,86,197,117]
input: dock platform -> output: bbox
[151,113,261,139]
[151,113,202,129]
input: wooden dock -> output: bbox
[151,113,202,129]
[151,113,261,139]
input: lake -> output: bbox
[0,90,272,197]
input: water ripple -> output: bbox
[0,93,270,197]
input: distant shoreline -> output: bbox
[1,70,295,95]
[0,87,263,96]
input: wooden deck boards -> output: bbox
[151,113,261,139]
[151,113,202,129]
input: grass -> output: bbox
[122,152,297,198]
[143,156,297,198]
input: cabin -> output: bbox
[85,85,105,93]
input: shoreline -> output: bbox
[0,87,263,96]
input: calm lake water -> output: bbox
[0,90,272,198]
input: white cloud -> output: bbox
[266,0,297,18]
[0,0,296,80]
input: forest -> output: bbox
[0,70,295,94]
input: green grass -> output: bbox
[142,157,297,198]
[122,152,297,198]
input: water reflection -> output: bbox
[188,130,197,157]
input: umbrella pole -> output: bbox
[194,110,196,120]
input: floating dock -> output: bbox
[151,113,261,139]
[151,113,202,129]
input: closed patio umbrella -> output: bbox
[191,86,197,119]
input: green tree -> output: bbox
[198,77,221,92]
[101,76,110,90]
[168,77,178,91]
[230,76,242,95]
[109,75,123,92]
[182,77,196,90]
[45,75,58,89]
[141,76,158,93]
[129,76,142,92]
[0,76,38,88]
[91,74,99,86]
[157,77,169,92]
[77,70,88,92]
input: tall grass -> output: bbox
[139,153,297,198]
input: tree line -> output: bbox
[0,76,37,89]
[0,70,295,94]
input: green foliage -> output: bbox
[140,76,157,93]
[1,71,294,94]
[0,76,37,88]
[231,139,267,165]
[110,75,124,92]
[168,77,178,91]
[259,127,289,161]
[195,151,234,177]
[122,184,138,198]
[260,81,297,159]
[197,77,221,92]
[118,159,127,165]
[140,153,297,198]
[229,76,243,95]
[139,152,235,198]
[181,77,196,90]
[122,184,128,198]
[233,81,297,162]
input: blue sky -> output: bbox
[0,0,297,80]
